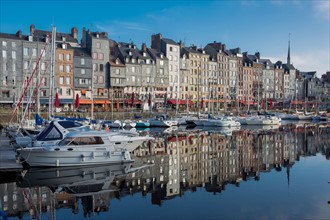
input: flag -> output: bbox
[269,98,273,109]
[201,98,204,109]
[35,113,43,126]
[148,92,151,107]
[55,91,60,108]
[131,92,135,107]
[75,93,80,109]
[164,93,167,108]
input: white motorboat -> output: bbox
[17,130,153,167]
[149,114,178,127]
[15,119,91,148]
[202,116,241,127]
[245,115,281,125]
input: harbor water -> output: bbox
[0,121,329,220]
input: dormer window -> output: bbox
[128,51,132,56]
[62,43,67,49]
[126,57,129,62]
[160,54,163,59]
[62,36,66,42]
[28,36,33,42]
[115,59,119,64]
[146,59,150,64]
[96,33,99,38]
[143,52,146,57]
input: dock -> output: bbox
[0,131,23,171]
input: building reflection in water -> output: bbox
[1,122,329,219]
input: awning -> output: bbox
[239,100,257,105]
[79,99,110,104]
[168,136,187,142]
[168,99,194,105]
[81,89,86,95]
[126,100,142,104]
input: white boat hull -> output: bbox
[17,146,133,167]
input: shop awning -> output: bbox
[168,99,194,105]
[126,100,142,104]
[79,99,110,104]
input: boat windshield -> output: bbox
[58,136,105,146]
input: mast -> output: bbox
[91,69,94,120]
[48,26,56,118]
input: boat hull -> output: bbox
[17,147,133,167]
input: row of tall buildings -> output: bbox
[0,24,329,112]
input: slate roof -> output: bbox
[147,48,168,60]
[0,32,26,40]
[73,47,91,57]
[34,29,78,43]
[162,38,179,45]
[118,42,154,64]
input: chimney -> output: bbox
[102,32,108,38]
[142,43,147,52]
[151,33,162,51]
[71,27,78,40]
[255,52,260,59]
[221,44,226,51]
[16,30,22,38]
[30,24,35,36]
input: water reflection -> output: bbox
[1,122,329,219]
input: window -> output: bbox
[132,76,136,82]
[12,51,16,59]
[2,41,7,47]
[93,52,97,59]
[12,76,15,85]
[58,54,63,60]
[12,42,16,47]
[59,76,64,84]
[81,58,85,65]
[60,65,64,72]
[40,49,45,57]
[23,47,29,56]
[160,68,164,75]
[2,50,7,58]
[99,64,104,72]
[12,63,16,71]
[81,69,85,74]
[66,54,70,61]
[3,62,7,71]
[24,61,29,69]
[98,76,104,84]
[96,42,101,48]
[169,46,172,51]
[66,65,70,73]
[98,53,104,60]
[41,62,46,70]
[66,88,71,95]
[66,76,71,85]
[132,66,135,73]
[32,48,37,57]
[174,55,177,61]
[115,69,120,75]
[169,55,172,61]
[93,64,97,71]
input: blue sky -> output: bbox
[1,0,329,76]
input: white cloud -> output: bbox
[115,21,152,32]
[313,1,330,20]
